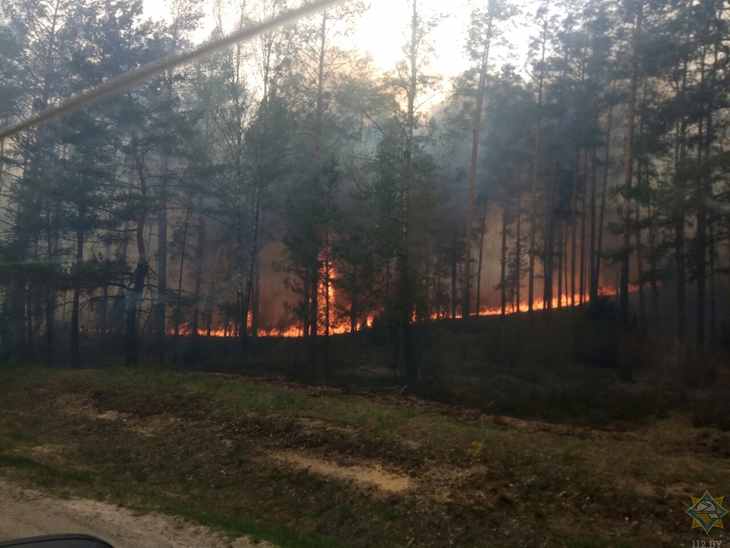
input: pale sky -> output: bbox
[143,0,536,88]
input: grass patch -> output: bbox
[0,365,727,548]
[0,453,95,485]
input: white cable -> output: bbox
[0,0,345,140]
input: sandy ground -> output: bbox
[0,479,272,548]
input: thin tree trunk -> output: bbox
[252,262,260,339]
[45,205,56,366]
[635,194,646,330]
[303,270,311,337]
[70,229,84,368]
[173,206,192,363]
[589,144,599,303]
[157,163,169,365]
[635,81,650,332]
[709,220,717,349]
[308,267,319,366]
[451,236,458,320]
[543,162,558,312]
[674,204,687,340]
[191,212,206,339]
[350,268,358,335]
[475,201,488,315]
[674,53,689,341]
[400,0,419,384]
[514,202,522,312]
[529,18,547,315]
[126,140,148,366]
[500,208,508,318]
[571,151,579,308]
[620,0,643,336]
[696,87,707,350]
[241,185,261,353]
[696,26,715,353]
[579,152,588,305]
[463,3,493,319]
[706,16,720,357]
[648,198,660,323]
[596,103,614,292]
[557,223,564,309]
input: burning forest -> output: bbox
[0,0,729,383]
[3,2,730,547]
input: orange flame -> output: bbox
[172,285,626,339]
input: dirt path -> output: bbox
[0,479,271,548]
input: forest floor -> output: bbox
[0,366,729,548]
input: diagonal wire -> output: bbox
[0,0,346,141]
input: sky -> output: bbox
[142,0,536,86]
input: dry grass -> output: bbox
[0,366,728,547]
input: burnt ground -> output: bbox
[0,367,728,547]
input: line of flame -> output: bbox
[171,286,623,339]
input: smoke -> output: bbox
[0,0,347,141]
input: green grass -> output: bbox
[0,438,342,548]
[0,453,96,486]
[0,365,728,547]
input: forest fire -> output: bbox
[174,285,621,339]
[2,1,728,545]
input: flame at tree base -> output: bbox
[170,286,622,339]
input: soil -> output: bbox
[0,479,270,548]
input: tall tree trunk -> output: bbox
[323,249,331,377]
[674,59,689,342]
[305,8,329,377]
[579,153,588,305]
[557,223,564,309]
[706,13,720,357]
[543,162,558,312]
[589,144,599,303]
[635,82,651,332]
[514,203,522,312]
[463,2,494,319]
[475,201,488,315]
[696,95,707,350]
[252,262,260,339]
[709,219,717,349]
[529,17,547,315]
[596,103,614,292]
[695,24,716,353]
[648,198,660,322]
[173,206,192,363]
[191,211,206,340]
[126,140,148,366]
[308,267,319,365]
[571,152,580,308]
[350,269,358,335]
[45,205,56,366]
[70,229,84,368]
[126,259,148,367]
[451,238,458,320]
[500,208,508,318]
[620,0,643,335]
[674,207,687,340]
[400,0,419,385]
[635,195,646,331]
[157,162,169,365]
[241,185,261,353]
[303,270,311,337]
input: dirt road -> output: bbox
[0,479,270,548]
